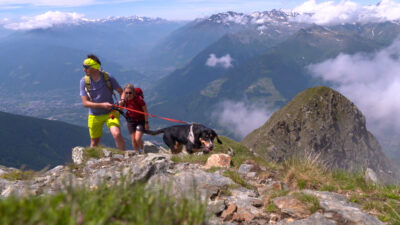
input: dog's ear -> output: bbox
[193,125,203,138]
[212,130,223,144]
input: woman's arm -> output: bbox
[143,105,149,130]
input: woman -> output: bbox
[120,84,149,154]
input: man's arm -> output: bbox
[117,87,125,105]
[81,96,113,110]
[116,87,123,95]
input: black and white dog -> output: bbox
[144,124,222,154]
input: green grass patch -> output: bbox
[263,190,289,213]
[282,156,329,190]
[270,190,290,199]
[320,185,337,192]
[293,192,320,214]
[331,171,371,191]
[354,186,400,225]
[0,182,207,225]
[280,155,400,224]
[206,166,222,173]
[265,203,276,212]
[223,170,253,189]
[83,146,124,160]
[171,154,209,164]
[219,184,239,196]
[0,170,39,181]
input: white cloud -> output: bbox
[0,0,135,7]
[4,11,87,30]
[206,53,233,68]
[307,38,400,134]
[291,0,400,25]
[0,0,92,7]
[1,18,9,24]
[212,100,274,139]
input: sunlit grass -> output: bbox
[0,181,207,225]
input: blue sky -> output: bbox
[0,0,386,20]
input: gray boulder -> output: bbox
[302,190,384,225]
[277,212,336,225]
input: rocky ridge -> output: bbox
[242,86,400,185]
[0,141,388,225]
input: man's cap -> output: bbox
[83,58,100,70]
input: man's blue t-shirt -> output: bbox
[80,72,121,115]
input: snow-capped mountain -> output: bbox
[1,13,177,31]
[146,10,309,73]
[85,16,173,25]
[203,10,298,25]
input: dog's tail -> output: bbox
[143,128,166,136]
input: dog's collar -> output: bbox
[188,124,195,144]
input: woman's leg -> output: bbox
[135,131,144,153]
[130,132,139,152]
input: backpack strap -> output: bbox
[102,72,113,93]
[84,75,92,100]
[103,71,118,102]
[83,72,116,102]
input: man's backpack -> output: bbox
[84,72,116,101]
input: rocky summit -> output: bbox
[242,86,400,185]
[0,141,391,225]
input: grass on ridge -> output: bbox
[0,169,39,181]
[0,181,207,225]
[282,153,400,225]
[83,146,125,160]
[171,154,209,164]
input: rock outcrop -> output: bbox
[242,86,400,184]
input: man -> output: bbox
[79,54,125,150]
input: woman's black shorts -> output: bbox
[127,120,145,134]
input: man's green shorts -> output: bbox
[88,110,120,139]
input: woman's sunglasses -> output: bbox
[83,65,91,69]
[125,92,133,95]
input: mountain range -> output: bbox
[1,9,400,166]
[148,21,400,124]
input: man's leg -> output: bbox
[106,111,125,150]
[90,138,101,147]
[110,126,125,150]
[88,114,104,147]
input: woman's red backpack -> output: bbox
[135,87,144,98]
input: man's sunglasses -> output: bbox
[83,65,91,69]
[125,92,133,94]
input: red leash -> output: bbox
[112,104,188,124]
